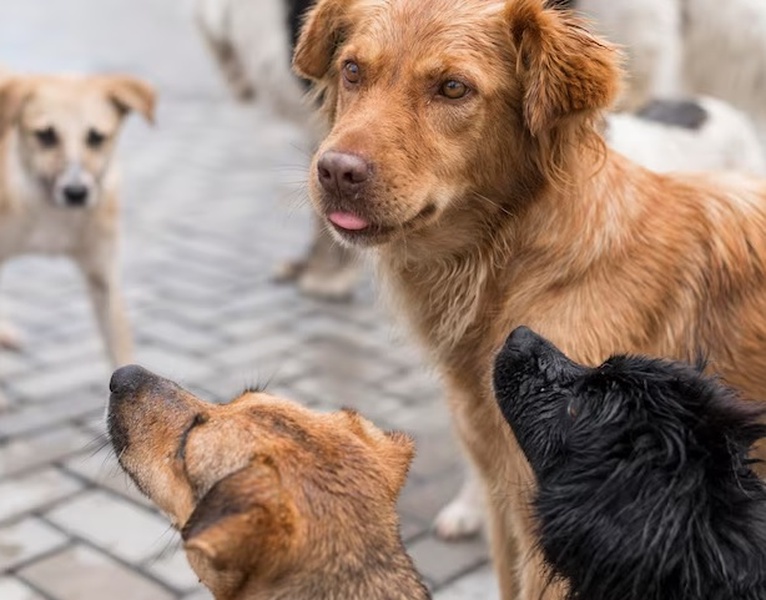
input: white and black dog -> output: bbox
[559,0,766,139]
[493,326,766,600]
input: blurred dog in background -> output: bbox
[569,0,766,137]
[196,0,362,301]
[0,72,154,392]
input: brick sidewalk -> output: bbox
[0,1,497,598]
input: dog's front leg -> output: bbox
[77,255,133,368]
[433,460,486,540]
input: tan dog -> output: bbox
[0,73,154,369]
[294,0,766,598]
[107,364,429,600]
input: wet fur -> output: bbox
[494,328,766,600]
[294,1,766,598]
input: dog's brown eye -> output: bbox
[440,80,469,100]
[34,127,58,148]
[343,61,361,84]
[86,129,107,148]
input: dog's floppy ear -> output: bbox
[100,75,156,124]
[0,77,33,136]
[506,0,620,136]
[182,461,296,573]
[293,0,355,80]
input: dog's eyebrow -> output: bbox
[177,413,208,462]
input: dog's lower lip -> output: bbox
[328,211,370,231]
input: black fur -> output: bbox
[493,326,766,600]
[637,99,709,130]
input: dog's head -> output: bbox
[107,365,414,599]
[493,327,766,599]
[0,74,155,208]
[293,0,619,247]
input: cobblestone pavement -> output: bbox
[0,1,498,598]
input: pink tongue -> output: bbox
[328,211,370,231]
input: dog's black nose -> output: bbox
[110,364,153,397]
[63,184,89,206]
[317,151,370,196]
[505,326,546,356]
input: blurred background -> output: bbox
[0,1,493,598]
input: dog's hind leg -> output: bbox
[433,462,486,540]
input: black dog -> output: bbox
[493,326,766,600]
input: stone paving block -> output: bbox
[433,564,500,599]
[0,426,92,477]
[62,452,153,510]
[143,544,201,592]
[183,589,214,600]
[407,534,490,589]
[9,362,107,402]
[0,576,45,600]
[0,390,102,439]
[0,468,83,524]
[399,469,464,524]
[20,545,176,600]
[0,517,68,572]
[45,491,172,564]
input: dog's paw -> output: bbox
[298,270,356,302]
[433,496,485,541]
[0,322,24,351]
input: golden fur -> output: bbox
[108,365,428,600]
[294,0,766,598]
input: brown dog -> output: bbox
[293,0,766,598]
[108,365,429,600]
[0,72,155,368]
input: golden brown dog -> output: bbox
[293,0,766,598]
[108,365,429,600]
[0,72,154,369]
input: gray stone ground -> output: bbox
[0,0,498,598]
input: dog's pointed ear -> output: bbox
[506,0,620,136]
[293,0,355,80]
[338,409,415,499]
[0,77,33,136]
[182,462,296,573]
[100,76,157,124]
[380,430,415,499]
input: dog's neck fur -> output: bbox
[219,533,430,600]
[378,143,629,365]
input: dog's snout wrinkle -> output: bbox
[317,151,370,196]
